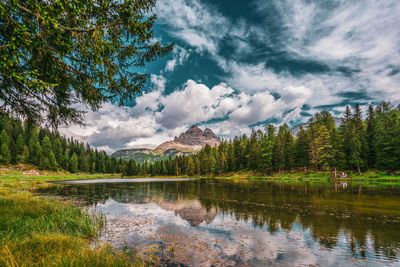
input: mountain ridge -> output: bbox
[111,125,221,163]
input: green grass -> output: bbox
[0,190,103,242]
[0,186,136,266]
[0,176,163,266]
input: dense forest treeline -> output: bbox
[144,102,400,177]
[1,101,399,177]
[0,114,128,173]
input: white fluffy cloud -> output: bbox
[156,80,234,128]
[60,79,312,152]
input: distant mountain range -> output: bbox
[111,125,221,163]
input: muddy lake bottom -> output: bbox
[37,178,400,266]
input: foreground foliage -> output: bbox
[0,0,172,126]
[0,184,137,266]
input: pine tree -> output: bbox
[328,127,345,177]
[219,152,227,173]
[209,154,217,174]
[351,104,367,173]
[22,146,29,163]
[366,104,376,168]
[61,151,69,170]
[16,134,25,162]
[248,141,261,172]
[275,125,290,172]
[0,129,9,147]
[40,136,58,170]
[341,105,353,168]
[9,137,17,164]
[349,127,363,175]
[0,129,11,164]
[232,137,241,171]
[375,109,400,175]
[48,151,58,171]
[195,158,200,175]
[226,144,234,172]
[53,139,63,164]
[0,143,11,164]
[294,126,310,170]
[187,157,195,176]
[200,153,209,175]
[259,135,273,174]
[69,153,78,173]
[284,130,295,171]
[79,152,89,172]
[310,125,332,171]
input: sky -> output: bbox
[60,0,400,153]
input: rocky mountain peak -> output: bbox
[174,125,220,146]
[158,125,220,151]
[185,125,203,136]
[112,125,222,162]
[202,128,218,139]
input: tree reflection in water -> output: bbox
[37,179,400,264]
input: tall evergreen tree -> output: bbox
[187,157,195,176]
[310,125,332,171]
[69,153,78,173]
[294,126,310,170]
[0,143,11,164]
[375,109,400,175]
[260,125,275,173]
[366,104,376,168]
[340,106,353,168]
[15,134,25,162]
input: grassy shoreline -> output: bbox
[0,170,155,266]
[1,168,399,266]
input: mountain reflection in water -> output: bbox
[37,179,400,266]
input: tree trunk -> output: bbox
[334,167,337,179]
[392,170,395,176]
[357,164,362,175]
[304,165,307,172]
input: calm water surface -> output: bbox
[38,178,400,266]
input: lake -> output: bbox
[37,178,400,266]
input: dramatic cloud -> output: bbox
[155,0,230,54]
[60,0,400,152]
